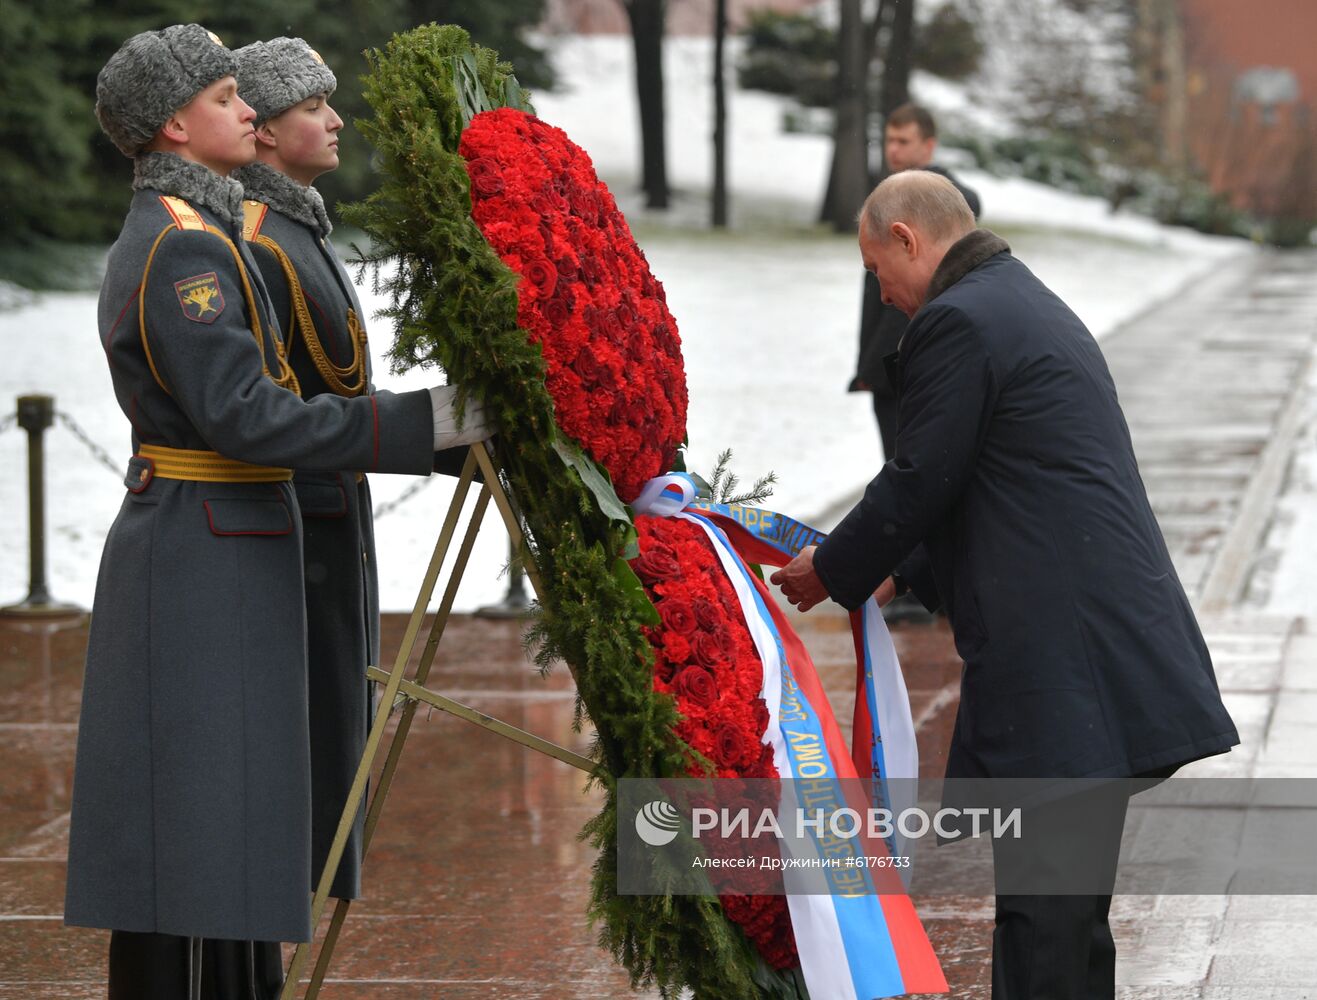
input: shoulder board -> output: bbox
[158,195,207,232]
[242,200,269,241]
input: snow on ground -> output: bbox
[1248,338,1317,621]
[0,34,1246,612]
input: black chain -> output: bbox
[55,411,124,477]
[373,475,436,518]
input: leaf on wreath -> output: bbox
[552,435,632,526]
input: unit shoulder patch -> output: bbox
[174,272,226,323]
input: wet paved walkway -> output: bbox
[3,249,1317,997]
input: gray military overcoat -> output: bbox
[236,162,379,901]
[64,152,433,943]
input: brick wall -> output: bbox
[1179,0,1316,220]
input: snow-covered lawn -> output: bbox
[0,34,1245,612]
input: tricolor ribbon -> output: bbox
[633,474,947,999]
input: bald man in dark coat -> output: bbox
[774,171,1238,998]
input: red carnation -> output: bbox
[673,665,718,709]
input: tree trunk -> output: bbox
[711,0,729,227]
[879,0,915,118]
[820,0,869,231]
[622,0,669,209]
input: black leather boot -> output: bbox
[200,939,285,1000]
[108,930,201,999]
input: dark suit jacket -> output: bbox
[816,230,1239,780]
[851,164,980,395]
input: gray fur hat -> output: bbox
[96,24,237,158]
[234,38,337,124]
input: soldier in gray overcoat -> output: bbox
[64,25,490,999]
[230,37,406,904]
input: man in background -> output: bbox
[850,103,980,621]
[851,104,981,458]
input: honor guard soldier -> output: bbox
[232,37,466,911]
[64,25,491,999]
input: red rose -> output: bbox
[713,723,746,768]
[466,157,505,197]
[609,392,630,425]
[631,392,655,424]
[751,699,769,736]
[660,598,697,635]
[572,345,601,384]
[633,546,680,584]
[673,666,717,709]
[602,310,624,341]
[692,598,721,631]
[691,631,726,668]
[542,296,570,330]
[524,257,558,298]
[626,328,647,359]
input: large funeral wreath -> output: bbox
[346,24,807,998]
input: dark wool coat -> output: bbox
[816,229,1239,780]
[64,154,433,943]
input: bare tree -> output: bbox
[818,0,918,224]
[618,0,669,209]
[711,0,729,226]
[820,0,872,230]
[878,0,915,119]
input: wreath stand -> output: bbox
[279,444,596,998]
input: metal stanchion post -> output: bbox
[2,395,84,620]
[474,534,532,619]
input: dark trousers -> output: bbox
[989,783,1131,1000]
[108,931,284,1000]
[871,389,899,461]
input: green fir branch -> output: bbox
[708,448,778,506]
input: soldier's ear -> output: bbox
[254,122,279,149]
[158,113,188,145]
